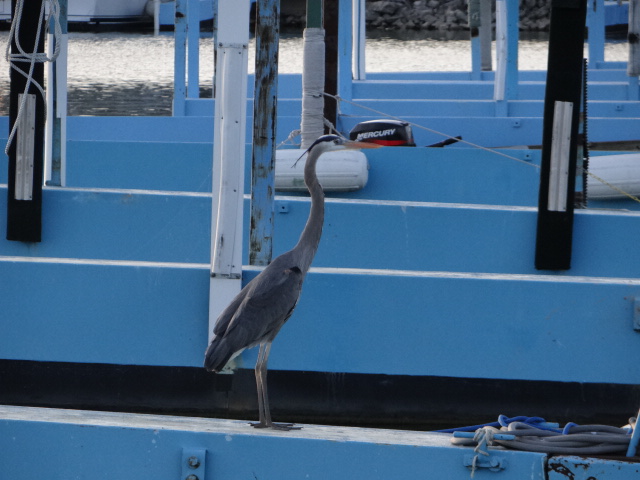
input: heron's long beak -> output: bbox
[343,140,382,149]
[292,138,381,168]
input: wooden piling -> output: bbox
[250,0,281,266]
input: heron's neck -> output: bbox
[293,158,324,273]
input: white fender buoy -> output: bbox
[275,149,369,192]
[589,153,640,199]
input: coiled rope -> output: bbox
[448,414,633,455]
[4,0,62,155]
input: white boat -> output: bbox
[0,0,150,24]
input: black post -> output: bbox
[7,0,46,242]
[534,0,587,270]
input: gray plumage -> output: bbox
[204,134,378,430]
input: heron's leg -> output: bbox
[250,342,301,431]
[251,343,268,428]
[258,342,273,426]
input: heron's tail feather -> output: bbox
[204,336,235,373]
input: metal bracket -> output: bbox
[633,297,640,331]
[463,454,506,473]
[277,201,289,214]
[181,447,206,480]
[15,93,36,201]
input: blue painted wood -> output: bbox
[548,456,640,480]
[588,0,606,65]
[337,0,353,105]
[2,183,640,380]
[64,141,214,192]
[2,254,640,380]
[605,0,630,27]
[0,261,209,366]
[187,0,200,99]
[0,188,211,263]
[1,172,639,279]
[173,0,187,115]
[0,407,548,480]
[43,110,635,148]
[239,267,640,383]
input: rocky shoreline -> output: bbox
[281,0,552,32]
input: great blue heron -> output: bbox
[204,134,379,430]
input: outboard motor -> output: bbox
[349,119,416,147]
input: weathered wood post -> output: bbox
[629,0,640,99]
[250,0,281,266]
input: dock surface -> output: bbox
[0,405,549,480]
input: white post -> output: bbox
[548,101,574,212]
[44,0,67,187]
[352,0,366,80]
[493,0,518,113]
[208,0,250,341]
[494,0,507,101]
[300,27,325,149]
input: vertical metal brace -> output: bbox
[181,448,206,480]
[352,0,366,81]
[463,454,506,472]
[15,94,36,201]
[45,0,68,187]
[210,42,249,279]
[208,0,250,344]
[493,0,518,117]
[548,101,574,212]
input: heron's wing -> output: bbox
[213,284,251,337]
[222,264,304,346]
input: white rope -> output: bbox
[325,92,538,168]
[276,129,301,149]
[4,0,62,155]
[325,92,640,202]
[300,27,325,149]
[470,427,495,478]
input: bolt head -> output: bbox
[187,456,201,469]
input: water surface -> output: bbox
[0,29,630,116]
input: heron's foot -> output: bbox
[249,421,302,431]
